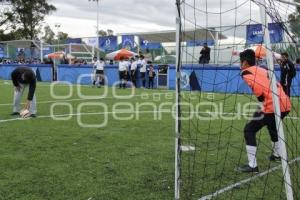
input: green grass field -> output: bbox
[0,79,299,200]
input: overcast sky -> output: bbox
[44,0,294,38]
[45,0,175,38]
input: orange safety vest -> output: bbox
[241,66,291,113]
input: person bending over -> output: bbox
[11,66,37,117]
[237,49,291,173]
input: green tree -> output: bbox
[107,29,114,36]
[1,0,56,40]
[57,31,68,44]
[0,29,22,41]
[97,29,114,37]
[97,30,107,37]
[41,26,68,44]
[42,25,55,44]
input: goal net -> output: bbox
[175,0,300,199]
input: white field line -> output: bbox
[1,81,300,99]
[1,110,299,123]
[1,98,299,121]
[198,157,300,200]
[1,106,299,199]
[0,98,92,106]
[1,82,299,107]
[0,92,171,106]
[1,83,299,120]
[0,110,170,123]
[0,81,172,90]
[3,81,113,87]
[0,82,67,87]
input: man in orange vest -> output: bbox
[237,49,291,173]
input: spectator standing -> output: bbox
[280,52,296,97]
[118,57,129,88]
[148,64,156,89]
[199,43,211,64]
[92,57,105,88]
[139,55,147,88]
[125,57,131,81]
[130,57,138,87]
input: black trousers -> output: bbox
[199,57,210,64]
[119,71,127,88]
[131,70,136,87]
[148,77,154,88]
[93,70,104,85]
[282,78,292,97]
[244,111,289,146]
[52,67,56,81]
[140,72,146,87]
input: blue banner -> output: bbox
[269,23,284,43]
[140,38,162,50]
[246,23,283,44]
[67,38,82,44]
[99,36,118,52]
[122,35,135,50]
[0,46,4,57]
[186,40,215,47]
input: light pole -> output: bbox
[88,0,100,59]
[39,36,43,63]
[54,23,61,52]
[54,23,61,81]
[39,22,47,63]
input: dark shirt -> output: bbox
[200,47,211,60]
[149,68,155,78]
[280,59,296,85]
[11,67,36,101]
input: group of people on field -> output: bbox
[92,55,156,89]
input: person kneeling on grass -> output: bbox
[237,49,291,173]
[11,66,37,118]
